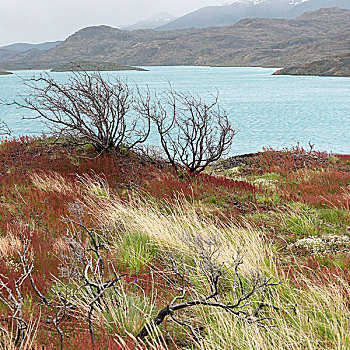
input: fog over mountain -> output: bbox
[0,0,225,46]
[121,12,177,30]
[156,0,350,30]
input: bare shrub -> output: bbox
[9,71,151,153]
[137,231,281,343]
[140,88,235,173]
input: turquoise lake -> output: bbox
[0,66,349,155]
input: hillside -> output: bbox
[51,61,147,72]
[0,48,45,64]
[0,7,349,70]
[273,54,350,76]
[0,71,12,75]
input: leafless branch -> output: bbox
[0,233,32,346]
[137,232,281,343]
[2,205,124,350]
[0,120,10,136]
[58,203,124,348]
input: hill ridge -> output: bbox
[0,7,349,70]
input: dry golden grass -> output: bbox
[27,171,350,350]
[0,316,40,350]
[89,194,350,349]
[0,232,23,259]
[30,171,75,194]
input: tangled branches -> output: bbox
[0,207,281,348]
[141,88,236,173]
[8,71,151,154]
[137,232,281,343]
[0,236,32,346]
[6,72,235,171]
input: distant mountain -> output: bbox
[121,12,176,30]
[156,0,350,30]
[286,0,350,17]
[0,8,349,70]
[0,41,63,52]
[273,54,350,76]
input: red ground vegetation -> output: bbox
[1,137,349,348]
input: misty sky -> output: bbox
[0,0,227,46]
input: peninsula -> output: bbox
[273,54,350,77]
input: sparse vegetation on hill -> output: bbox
[51,61,147,72]
[273,54,350,77]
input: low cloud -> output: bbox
[0,0,225,46]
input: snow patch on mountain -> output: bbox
[289,0,309,4]
[224,0,309,5]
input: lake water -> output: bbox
[0,66,349,155]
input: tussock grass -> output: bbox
[77,175,350,349]
[198,278,350,349]
[2,156,349,349]
[0,232,23,260]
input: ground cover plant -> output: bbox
[0,135,349,349]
